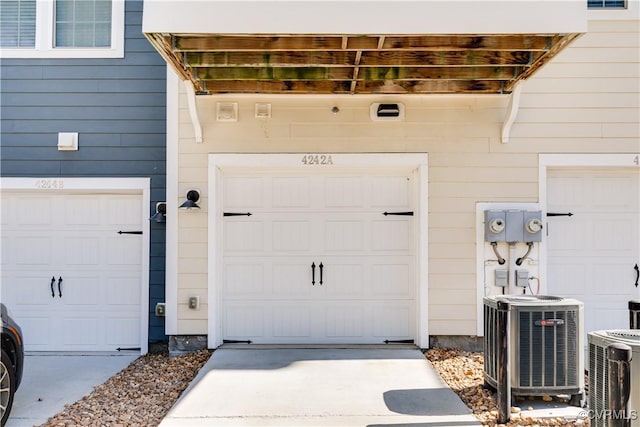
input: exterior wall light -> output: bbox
[150,202,167,222]
[179,190,200,209]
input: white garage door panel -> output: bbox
[1,192,143,352]
[547,169,640,339]
[222,171,416,344]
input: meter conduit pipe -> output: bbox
[491,242,506,265]
[516,242,534,266]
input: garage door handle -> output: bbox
[51,276,56,298]
[634,264,639,287]
[319,262,324,285]
[58,277,63,298]
[311,262,316,286]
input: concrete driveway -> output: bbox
[6,353,137,427]
[160,347,480,427]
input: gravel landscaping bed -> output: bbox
[40,350,212,427]
[425,348,588,427]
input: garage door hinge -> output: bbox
[117,230,143,235]
[384,339,415,344]
[383,211,413,216]
[546,212,573,217]
[223,339,252,344]
[223,212,252,217]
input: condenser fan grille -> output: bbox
[606,330,640,341]
[518,309,579,388]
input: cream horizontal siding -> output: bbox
[510,19,639,148]
[173,18,639,337]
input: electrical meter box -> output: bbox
[505,210,525,242]
[485,209,543,243]
[484,210,506,242]
[523,211,543,242]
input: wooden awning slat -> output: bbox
[173,34,558,52]
[186,51,539,68]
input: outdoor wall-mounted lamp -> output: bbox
[179,190,200,209]
[150,202,167,222]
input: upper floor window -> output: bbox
[0,0,123,58]
[587,0,626,8]
[0,0,36,47]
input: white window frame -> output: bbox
[0,0,124,59]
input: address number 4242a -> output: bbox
[301,154,333,165]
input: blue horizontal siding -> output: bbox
[2,92,166,106]
[3,106,166,120]
[1,132,165,147]
[3,79,165,92]
[0,0,168,344]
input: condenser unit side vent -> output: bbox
[588,330,640,427]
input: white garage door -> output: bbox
[222,171,416,344]
[1,192,143,351]
[547,169,640,336]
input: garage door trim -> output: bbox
[208,153,429,348]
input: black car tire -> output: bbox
[0,349,15,427]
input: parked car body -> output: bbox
[1,303,24,426]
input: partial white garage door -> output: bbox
[547,169,640,335]
[1,192,143,351]
[222,171,416,344]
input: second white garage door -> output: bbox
[221,171,416,344]
[547,168,640,336]
[1,191,144,352]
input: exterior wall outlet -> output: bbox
[155,302,166,316]
[188,296,199,310]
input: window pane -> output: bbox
[588,0,626,8]
[55,0,112,48]
[55,22,74,46]
[94,0,110,21]
[56,0,73,21]
[0,0,36,47]
[74,0,93,22]
[94,22,110,46]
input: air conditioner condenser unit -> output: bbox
[484,295,584,404]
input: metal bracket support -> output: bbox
[501,82,523,144]
[184,80,203,143]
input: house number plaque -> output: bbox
[35,179,64,189]
[301,154,333,165]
